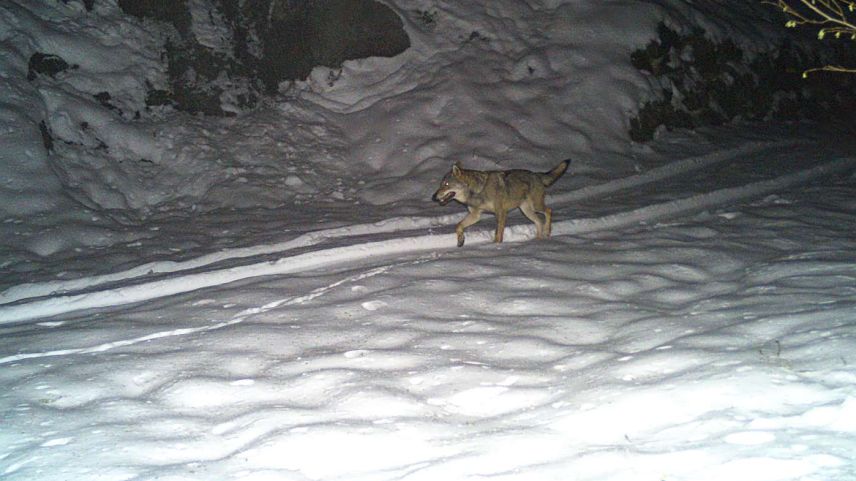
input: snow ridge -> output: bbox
[2,153,852,325]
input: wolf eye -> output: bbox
[443,181,449,186]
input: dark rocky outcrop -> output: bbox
[119,0,410,116]
[38,121,54,153]
[118,0,192,36]
[59,0,96,12]
[245,0,411,90]
[27,52,76,81]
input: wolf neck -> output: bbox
[460,169,487,193]
[461,177,496,211]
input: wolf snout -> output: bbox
[433,191,454,205]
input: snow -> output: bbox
[2,0,856,480]
[4,146,856,324]
[4,178,856,480]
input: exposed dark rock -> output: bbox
[117,0,191,37]
[27,52,75,81]
[94,91,122,114]
[220,0,411,92]
[162,39,248,116]
[120,0,410,115]
[415,9,438,30]
[144,81,173,108]
[38,121,54,153]
[58,0,95,12]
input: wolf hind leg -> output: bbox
[529,194,552,239]
[494,209,508,243]
[520,202,545,239]
[543,207,552,237]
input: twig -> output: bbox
[764,0,856,75]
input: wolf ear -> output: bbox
[451,162,464,179]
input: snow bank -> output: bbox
[0,1,168,216]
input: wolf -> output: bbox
[432,159,570,247]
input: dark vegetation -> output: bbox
[629,23,856,142]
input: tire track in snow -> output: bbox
[0,263,404,365]
[549,140,805,204]
[0,140,798,305]
[1,155,853,325]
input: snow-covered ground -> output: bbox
[3,139,856,480]
[2,0,856,480]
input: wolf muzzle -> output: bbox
[433,190,454,205]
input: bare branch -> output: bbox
[802,65,856,77]
[766,0,856,74]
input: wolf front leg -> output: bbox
[456,208,482,247]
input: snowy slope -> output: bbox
[0,0,793,285]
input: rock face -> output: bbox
[118,0,192,35]
[27,52,75,81]
[120,0,410,115]
[256,0,410,89]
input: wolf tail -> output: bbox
[541,159,571,187]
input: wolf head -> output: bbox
[432,163,471,205]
